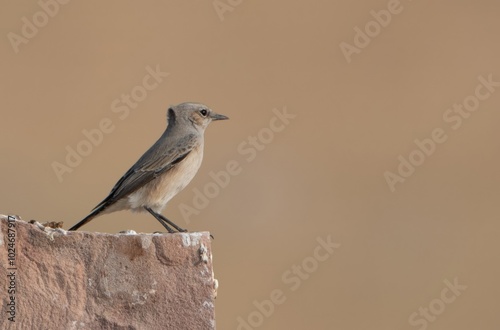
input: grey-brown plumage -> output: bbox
[69,102,228,232]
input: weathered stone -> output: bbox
[0,215,217,329]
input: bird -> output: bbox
[68,102,228,232]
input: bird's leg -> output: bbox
[144,206,175,233]
[144,206,187,233]
[156,213,188,233]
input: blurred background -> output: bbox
[2,1,500,329]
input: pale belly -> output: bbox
[127,147,203,212]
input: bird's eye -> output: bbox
[200,109,208,117]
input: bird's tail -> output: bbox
[68,205,106,231]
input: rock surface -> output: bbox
[0,215,217,330]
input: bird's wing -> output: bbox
[92,133,198,210]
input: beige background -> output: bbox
[2,1,500,329]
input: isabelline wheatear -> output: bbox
[68,102,228,232]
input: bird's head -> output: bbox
[167,102,229,132]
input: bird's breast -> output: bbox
[128,145,204,211]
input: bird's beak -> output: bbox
[211,112,229,121]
